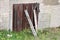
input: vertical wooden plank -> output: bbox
[13,4,23,31]
[16,4,23,31]
[13,5,17,31]
[33,9,38,32]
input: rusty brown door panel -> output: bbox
[13,4,23,31]
[22,4,34,29]
[13,3,39,31]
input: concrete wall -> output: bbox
[38,0,60,29]
[0,0,60,30]
[0,0,9,30]
[43,0,59,5]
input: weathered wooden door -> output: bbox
[13,3,39,31]
[13,4,23,31]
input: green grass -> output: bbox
[0,28,60,40]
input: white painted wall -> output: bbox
[38,0,60,29]
[0,0,9,30]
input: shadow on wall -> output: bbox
[43,0,59,5]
